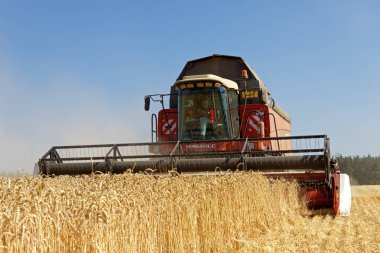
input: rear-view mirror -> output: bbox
[144,96,150,111]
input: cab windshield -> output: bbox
[178,87,230,140]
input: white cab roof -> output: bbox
[175,74,239,90]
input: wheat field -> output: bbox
[0,173,379,253]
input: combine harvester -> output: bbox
[38,55,351,215]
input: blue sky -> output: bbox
[0,1,379,173]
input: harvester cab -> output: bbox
[38,54,351,216]
[176,74,238,141]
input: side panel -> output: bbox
[239,104,270,138]
[239,104,270,150]
[157,109,178,142]
[239,104,292,151]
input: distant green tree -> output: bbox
[339,155,380,185]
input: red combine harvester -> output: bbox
[38,55,351,215]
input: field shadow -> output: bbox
[304,208,334,217]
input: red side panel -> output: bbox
[157,109,178,142]
[239,104,292,151]
[239,104,270,138]
[239,104,292,138]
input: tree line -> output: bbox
[339,155,380,185]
